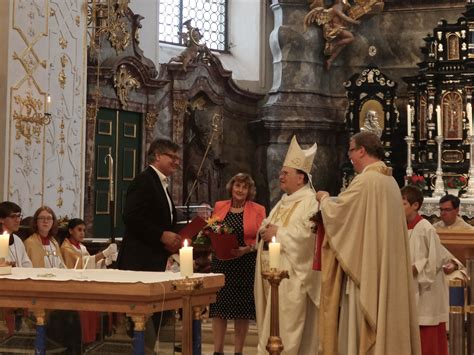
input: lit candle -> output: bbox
[436,105,442,136]
[407,104,412,136]
[179,239,193,277]
[467,102,473,136]
[0,231,9,260]
[269,236,281,270]
[46,95,51,113]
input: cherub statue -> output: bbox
[169,19,207,71]
[361,109,383,138]
[304,0,384,70]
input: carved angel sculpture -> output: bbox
[304,0,384,70]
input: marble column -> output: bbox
[255,0,348,206]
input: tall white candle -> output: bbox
[269,236,281,270]
[179,239,193,277]
[46,95,51,113]
[407,104,412,136]
[0,231,9,260]
[467,102,473,136]
[436,105,442,136]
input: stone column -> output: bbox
[256,0,348,206]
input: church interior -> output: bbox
[0,0,474,354]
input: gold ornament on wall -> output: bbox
[113,64,140,108]
[59,55,68,89]
[145,112,158,131]
[12,92,51,146]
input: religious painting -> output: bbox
[447,33,460,61]
[359,99,384,136]
[441,91,463,140]
[419,95,428,140]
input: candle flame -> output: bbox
[1,231,8,237]
[271,236,276,243]
[47,95,51,103]
[183,239,188,247]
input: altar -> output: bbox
[419,197,474,219]
[0,268,224,355]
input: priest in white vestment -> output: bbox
[255,136,320,355]
[316,131,421,355]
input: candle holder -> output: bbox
[171,277,204,291]
[0,258,12,275]
[463,135,474,198]
[405,135,414,180]
[262,269,289,355]
[433,135,445,197]
[171,277,204,355]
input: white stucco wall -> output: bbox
[1,0,87,218]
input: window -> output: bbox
[159,0,228,52]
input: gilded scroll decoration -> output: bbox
[145,112,158,131]
[108,18,130,53]
[12,92,51,146]
[113,64,140,108]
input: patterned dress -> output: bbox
[209,211,256,319]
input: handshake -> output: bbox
[102,243,118,266]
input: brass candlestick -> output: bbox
[262,269,289,355]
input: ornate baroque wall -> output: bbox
[2,0,87,218]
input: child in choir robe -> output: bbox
[401,186,454,355]
[0,201,32,268]
[24,206,65,268]
[60,218,116,345]
[60,218,117,269]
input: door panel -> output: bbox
[93,108,141,239]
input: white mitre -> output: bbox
[282,136,317,175]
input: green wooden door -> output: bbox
[93,108,141,238]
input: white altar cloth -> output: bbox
[0,267,220,283]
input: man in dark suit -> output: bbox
[118,138,182,272]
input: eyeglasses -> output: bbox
[348,147,359,154]
[7,213,22,219]
[439,208,455,212]
[162,153,180,162]
[37,216,54,222]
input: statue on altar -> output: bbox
[168,19,209,71]
[361,109,383,138]
[304,0,384,70]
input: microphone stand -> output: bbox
[105,154,115,243]
[183,113,221,224]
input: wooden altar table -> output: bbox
[437,230,474,265]
[0,268,224,355]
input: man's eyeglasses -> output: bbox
[37,216,54,222]
[7,213,22,219]
[162,153,180,162]
[439,207,455,212]
[348,147,359,154]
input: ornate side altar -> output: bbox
[420,197,474,218]
[403,2,474,196]
[0,268,224,355]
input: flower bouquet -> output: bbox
[193,217,238,260]
[445,175,466,189]
[193,217,233,245]
[405,175,426,190]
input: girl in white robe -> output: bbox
[60,218,117,269]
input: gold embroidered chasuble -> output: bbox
[319,161,421,355]
[255,184,321,354]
